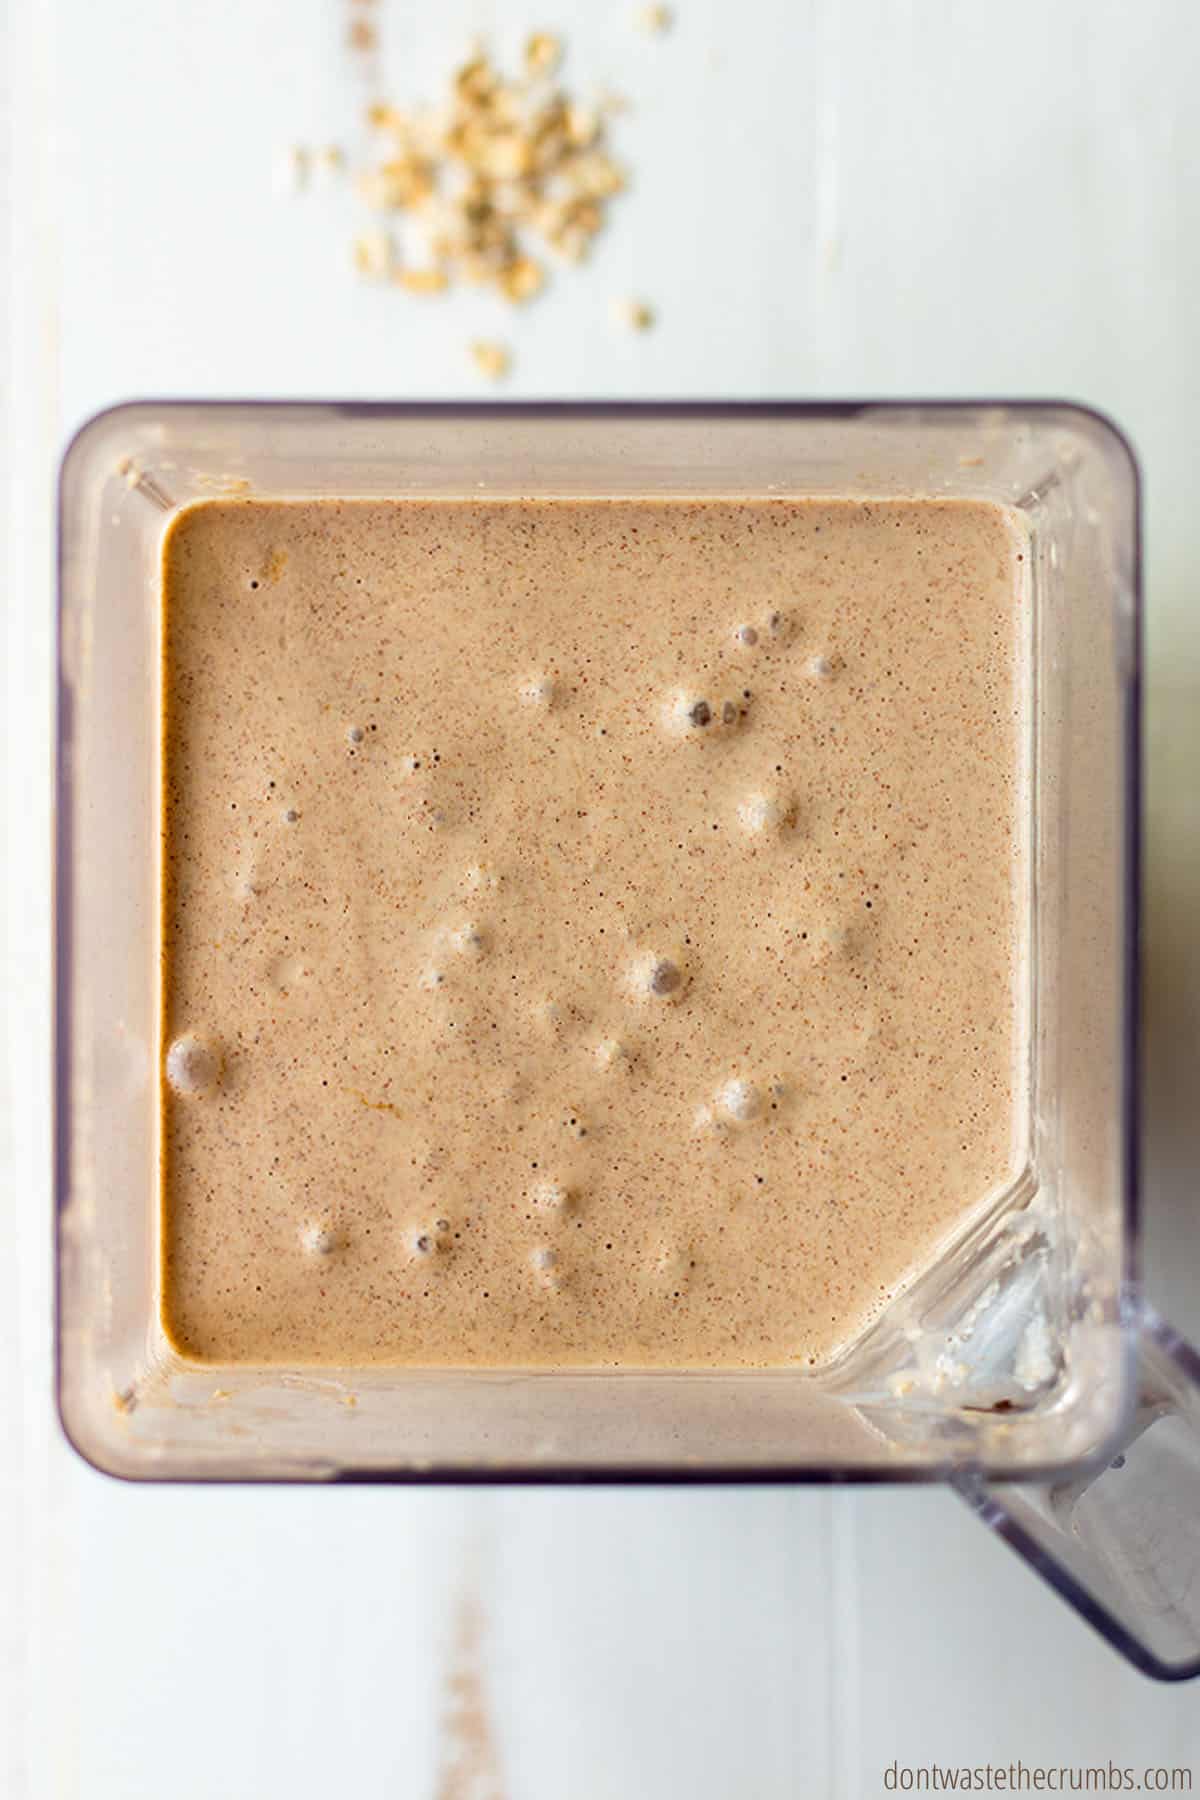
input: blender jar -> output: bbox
[55,401,1200,1679]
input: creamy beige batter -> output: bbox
[161,496,1025,1367]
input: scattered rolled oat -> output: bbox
[525,31,562,75]
[500,255,544,302]
[470,340,511,380]
[342,36,631,303]
[315,145,345,178]
[612,296,655,330]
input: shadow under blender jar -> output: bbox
[55,401,1200,1679]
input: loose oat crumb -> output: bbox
[499,255,545,302]
[470,340,511,380]
[353,231,393,277]
[611,296,655,331]
[525,31,562,75]
[315,144,345,178]
[274,145,311,193]
[635,4,673,31]
[395,267,450,294]
[565,102,600,147]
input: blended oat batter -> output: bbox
[161,496,1025,1367]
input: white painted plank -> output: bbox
[849,1489,1200,1789]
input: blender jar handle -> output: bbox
[954,1305,1200,1681]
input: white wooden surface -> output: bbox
[5,1,1200,1794]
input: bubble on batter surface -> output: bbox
[594,1037,634,1073]
[629,952,683,1001]
[529,1178,572,1213]
[806,920,852,964]
[647,1240,695,1289]
[164,1033,222,1098]
[735,623,759,647]
[736,790,790,836]
[663,690,715,735]
[452,921,488,957]
[716,1077,763,1123]
[408,1221,451,1260]
[419,965,446,991]
[519,674,558,709]
[528,1245,561,1288]
[806,653,833,680]
[346,724,366,745]
[281,807,300,824]
[299,1219,345,1257]
[533,996,563,1033]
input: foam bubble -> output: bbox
[806,654,833,680]
[452,922,487,957]
[534,997,563,1033]
[807,921,852,964]
[346,724,365,745]
[735,623,759,646]
[737,791,783,835]
[630,953,683,1001]
[594,1037,633,1073]
[717,1077,762,1123]
[266,953,305,993]
[519,675,557,708]
[165,1034,221,1098]
[530,1179,571,1212]
[408,1221,451,1260]
[648,1241,694,1287]
[662,691,714,735]
[299,1220,344,1256]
